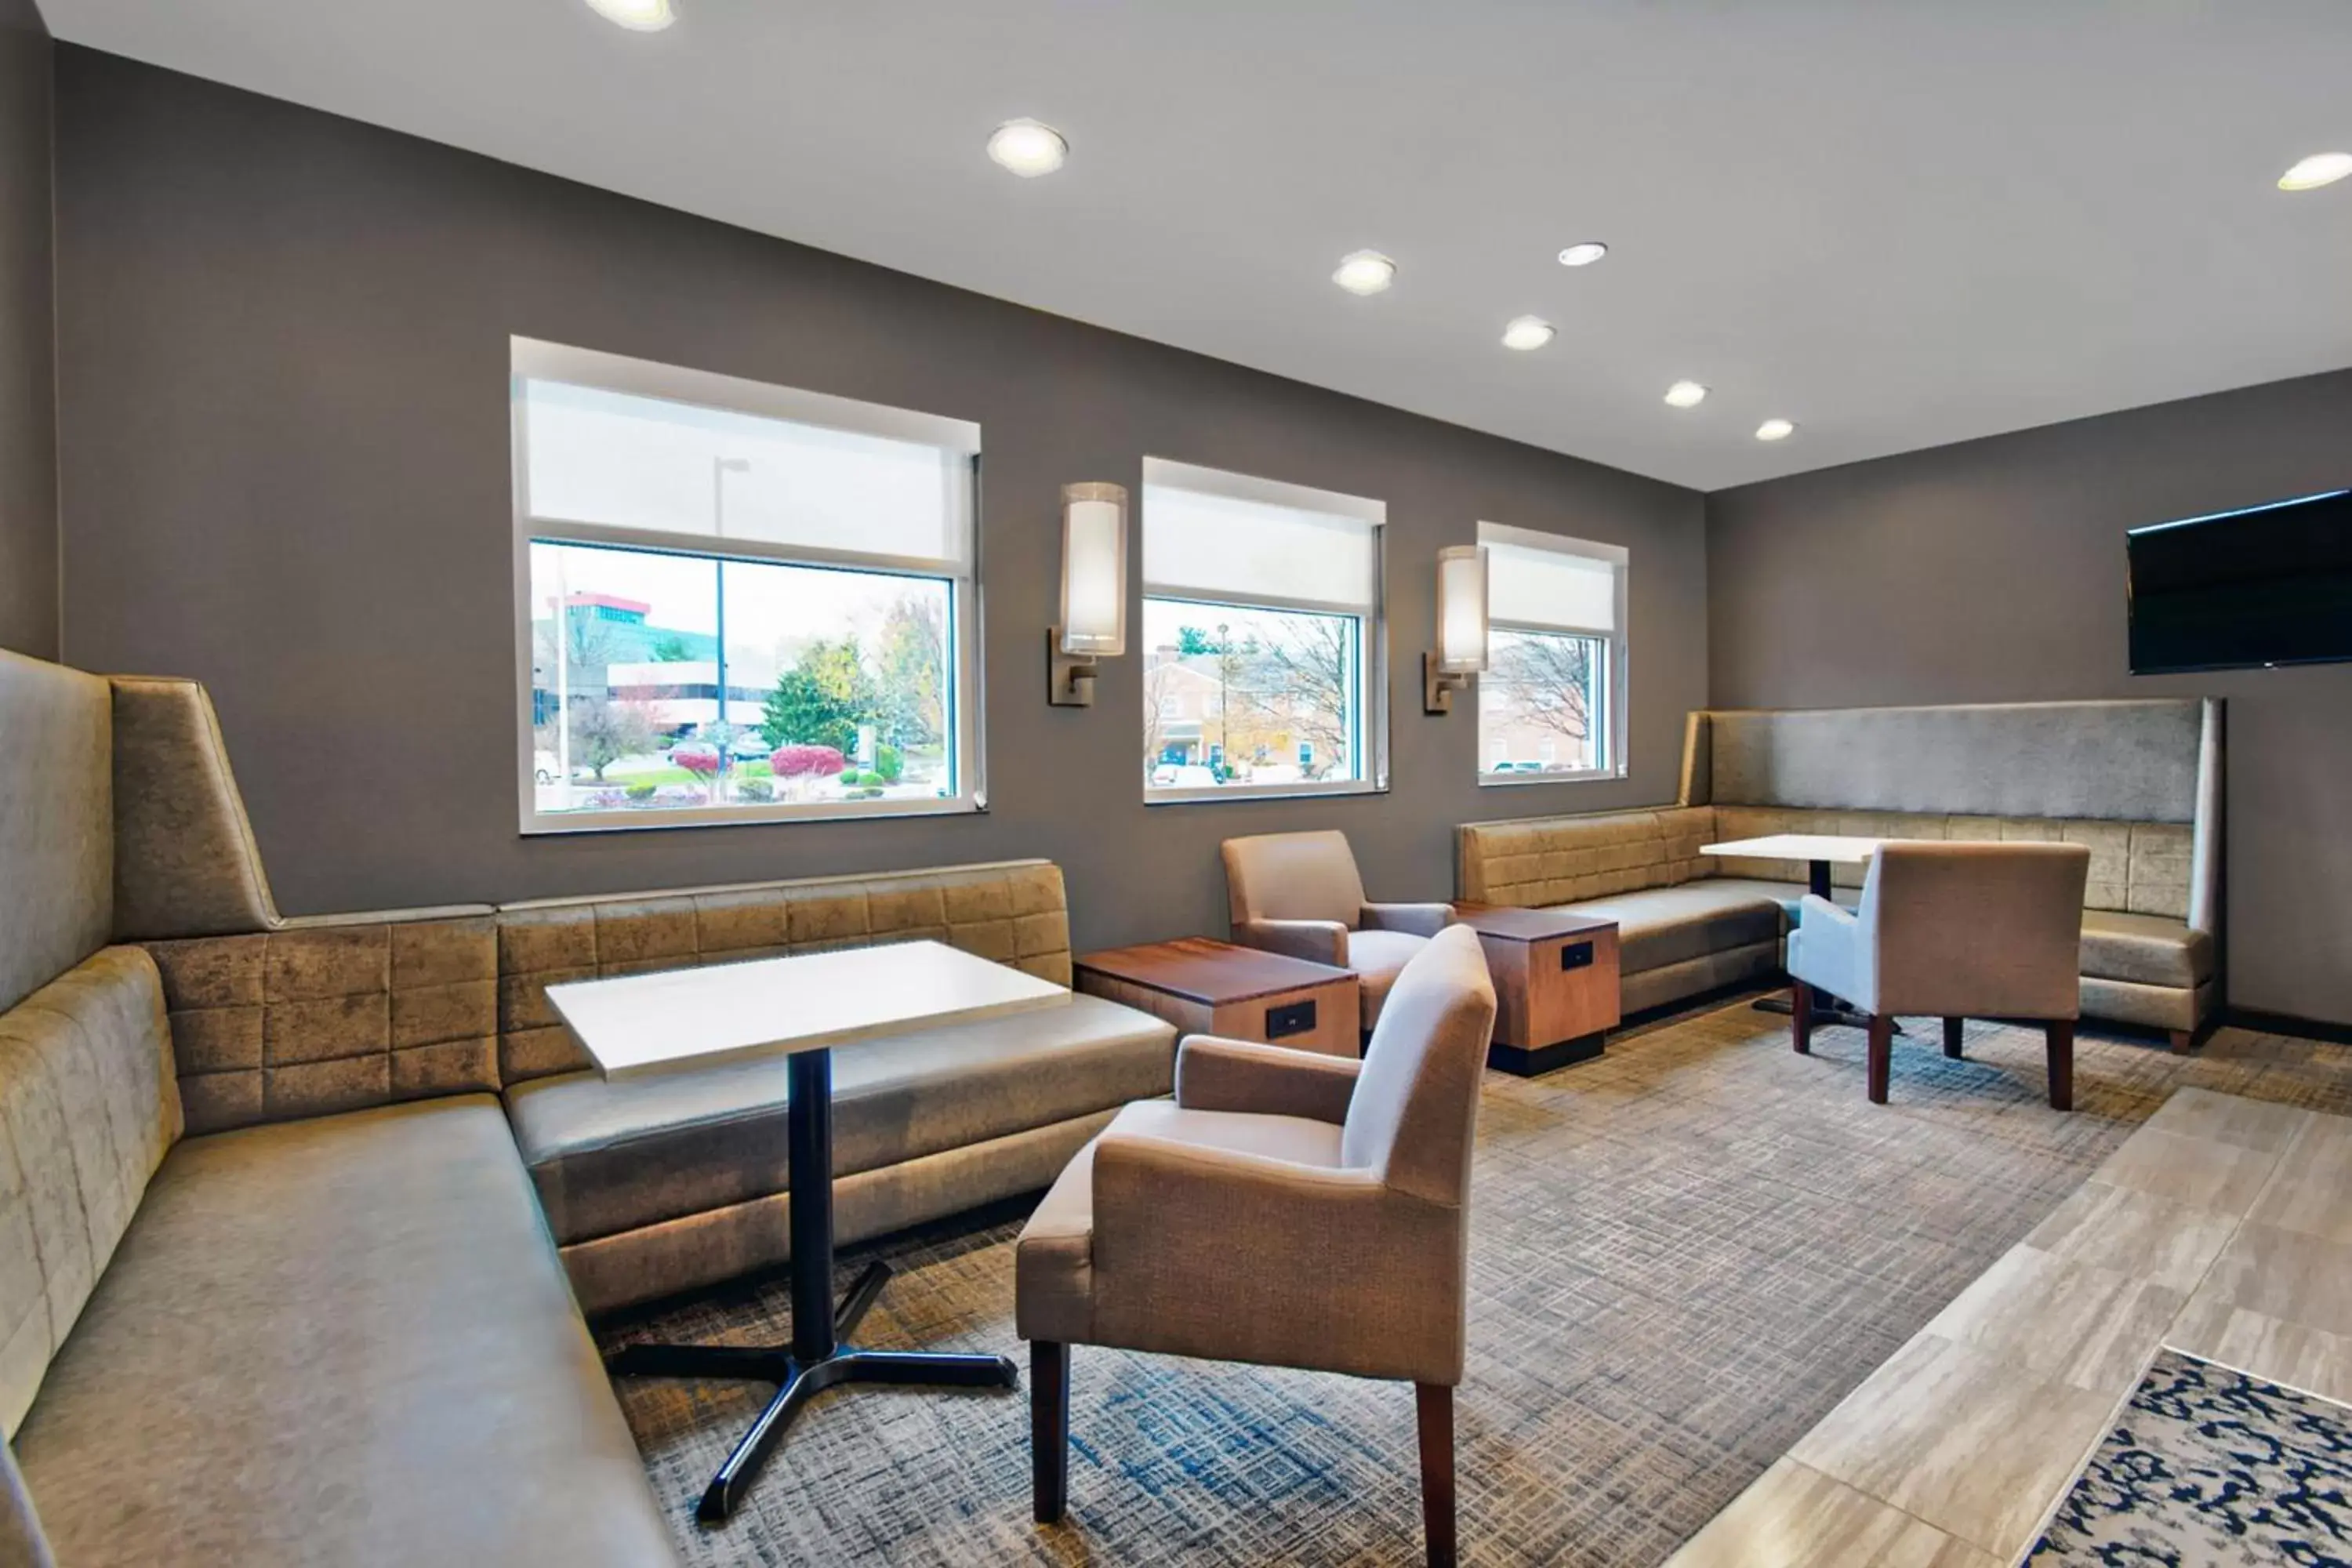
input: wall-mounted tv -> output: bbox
[2127,487,2352,674]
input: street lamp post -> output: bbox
[711,457,751,799]
[1216,621,1229,782]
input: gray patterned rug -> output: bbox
[597,992,2352,1566]
[2030,1348,2352,1565]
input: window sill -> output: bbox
[1145,780,1387,807]
[520,795,982,835]
[1476,768,1624,787]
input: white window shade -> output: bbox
[522,380,972,572]
[1142,461,1381,614]
[1482,522,1622,633]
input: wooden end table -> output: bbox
[1453,905,1621,1076]
[1074,937,1360,1057]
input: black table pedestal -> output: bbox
[606,1047,1019,1524]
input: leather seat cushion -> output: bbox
[1554,881,1788,975]
[504,994,1175,1246]
[1347,929,1428,1025]
[12,1098,674,1568]
[2079,909,2213,989]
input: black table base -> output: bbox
[606,1047,1019,1525]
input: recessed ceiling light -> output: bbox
[2278,152,2352,191]
[1663,380,1708,409]
[1332,251,1397,296]
[1755,418,1796,441]
[987,119,1068,178]
[1557,242,1608,267]
[1501,316,1555,351]
[584,0,675,30]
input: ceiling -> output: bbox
[38,0,2352,491]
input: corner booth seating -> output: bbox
[0,648,1175,1565]
[1457,699,2223,1046]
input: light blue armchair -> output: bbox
[1788,841,2090,1108]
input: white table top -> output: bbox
[1700,833,1885,864]
[545,939,1071,1079]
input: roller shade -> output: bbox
[1481,521,1622,633]
[1142,458,1382,614]
[515,339,978,575]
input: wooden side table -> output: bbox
[1074,938,1361,1058]
[1453,905,1621,1076]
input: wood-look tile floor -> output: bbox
[1666,1085,2352,1567]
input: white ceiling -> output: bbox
[40,0,2352,491]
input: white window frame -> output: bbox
[511,338,986,834]
[1476,521,1629,787]
[1141,457,1389,805]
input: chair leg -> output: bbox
[1791,981,1814,1055]
[2045,1021,2075,1112]
[1943,1017,1965,1059]
[2169,1028,2195,1055]
[1031,1341,1069,1524]
[1414,1383,1457,1568]
[1866,1014,1893,1104]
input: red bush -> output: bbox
[771,745,848,779]
[675,748,724,779]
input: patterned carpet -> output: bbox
[597,990,2352,1567]
[2030,1349,2352,1564]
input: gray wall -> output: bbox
[0,0,54,660]
[53,48,1707,950]
[1709,369,2352,1026]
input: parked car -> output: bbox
[534,750,561,784]
[728,735,773,762]
[1152,764,1221,789]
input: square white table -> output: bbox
[1700,833,1883,902]
[546,940,1070,1524]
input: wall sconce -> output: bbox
[1048,481,1128,706]
[1424,544,1490,713]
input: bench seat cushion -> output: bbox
[1553,881,1789,976]
[504,994,1176,1247]
[2079,909,2213,990]
[11,1098,674,1568]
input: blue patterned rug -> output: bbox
[2030,1348,2352,1566]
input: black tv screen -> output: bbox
[2127,487,2352,674]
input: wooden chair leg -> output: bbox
[2168,1028,2195,1055]
[1031,1340,1069,1524]
[1414,1382,1457,1568]
[2046,1021,2075,1112]
[1791,981,1814,1055]
[1865,1014,1893,1104]
[1942,1017,1965,1059]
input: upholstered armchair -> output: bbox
[1788,842,2091,1109]
[1221,829,1455,1028]
[1015,926,1498,1566]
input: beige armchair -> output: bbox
[1015,926,1498,1566]
[1221,829,1455,1029]
[1788,842,2091,1109]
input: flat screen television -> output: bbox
[2126,487,2352,674]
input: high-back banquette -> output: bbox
[0,653,182,1437]
[1459,699,2223,1039]
[97,677,1081,1134]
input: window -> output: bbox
[1140,459,1385,799]
[1477,522,1628,784]
[513,339,982,831]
